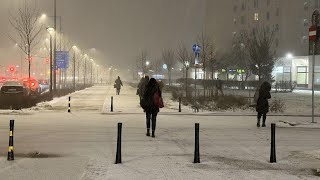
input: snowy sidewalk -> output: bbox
[0,85,319,179]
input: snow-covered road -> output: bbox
[0,85,319,180]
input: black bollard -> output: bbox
[68,96,71,113]
[111,96,114,112]
[194,123,200,163]
[115,123,122,164]
[179,97,181,112]
[270,123,276,163]
[7,120,14,161]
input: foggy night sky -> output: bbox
[0,0,207,70]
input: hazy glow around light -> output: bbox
[286,53,293,59]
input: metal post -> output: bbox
[7,120,14,161]
[270,123,276,163]
[73,50,76,91]
[68,96,71,113]
[49,34,53,98]
[179,97,181,112]
[194,123,200,163]
[115,123,122,164]
[186,67,188,97]
[53,0,57,92]
[312,41,316,123]
[111,96,114,112]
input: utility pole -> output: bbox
[310,10,319,123]
[73,49,76,91]
[53,0,57,92]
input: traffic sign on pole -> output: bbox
[309,25,317,41]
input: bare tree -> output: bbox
[244,27,276,82]
[176,43,194,97]
[152,59,163,76]
[162,48,176,86]
[9,0,43,79]
[176,43,194,78]
[196,32,215,80]
[136,50,148,76]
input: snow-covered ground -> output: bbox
[0,85,319,179]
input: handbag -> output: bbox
[154,91,164,108]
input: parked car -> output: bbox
[38,79,49,93]
[21,78,40,97]
[0,80,29,109]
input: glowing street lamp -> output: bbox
[286,53,293,59]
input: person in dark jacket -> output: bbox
[256,81,272,127]
[142,78,161,138]
[215,78,224,96]
[137,76,149,101]
[114,76,123,95]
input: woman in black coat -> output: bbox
[256,81,272,127]
[142,78,161,137]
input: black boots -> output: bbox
[146,129,155,137]
[262,120,266,127]
[257,119,266,127]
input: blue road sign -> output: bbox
[55,51,69,69]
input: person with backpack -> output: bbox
[256,81,272,127]
[140,78,163,138]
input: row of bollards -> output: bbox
[113,122,277,164]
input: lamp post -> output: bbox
[83,54,87,87]
[90,59,94,85]
[72,46,77,91]
[193,44,201,97]
[310,10,319,123]
[185,61,190,97]
[46,27,54,98]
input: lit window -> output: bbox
[254,13,259,21]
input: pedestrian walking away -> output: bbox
[256,81,271,127]
[140,78,164,138]
[137,75,149,101]
[114,76,123,95]
[215,78,224,96]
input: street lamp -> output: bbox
[185,61,190,97]
[90,58,94,85]
[46,27,54,98]
[286,53,293,59]
[72,46,77,91]
[83,54,88,87]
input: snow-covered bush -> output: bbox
[269,98,286,113]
